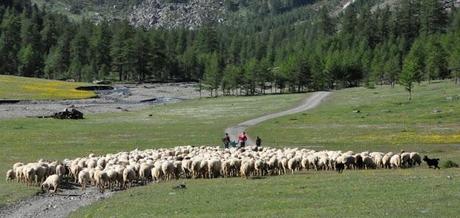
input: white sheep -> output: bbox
[41,175,60,193]
[78,169,90,191]
[390,154,401,169]
[6,169,15,182]
[161,161,175,181]
[122,167,136,188]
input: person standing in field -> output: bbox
[256,136,262,147]
[238,132,247,148]
[222,133,230,148]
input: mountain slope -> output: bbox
[31,0,335,28]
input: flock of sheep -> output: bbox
[5,146,424,193]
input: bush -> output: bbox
[442,160,459,169]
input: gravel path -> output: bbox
[0,185,113,218]
[225,91,331,145]
[0,83,208,119]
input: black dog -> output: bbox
[423,156,440,169]
[335,163,345,173]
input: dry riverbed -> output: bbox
[0,83,208,119]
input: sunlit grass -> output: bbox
[0,75,96,100]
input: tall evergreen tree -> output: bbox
[203,53,221,96]
[0,10,21,75]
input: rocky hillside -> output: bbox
[31,0,329,28]
[128,0,225,28]
[30,0,460,28]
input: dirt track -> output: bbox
[225,91,331,145]
[0,184,113,218]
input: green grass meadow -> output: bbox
[72,169,460,218]
[0,94,305,207]
[1,80,459,217]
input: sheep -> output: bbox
[56,164,66,178]
[6,169,15,182]
[106,169,119,190]
[94,170,109,193]
[181,159,193,178]
[9,147,428,193]
[400,152,411,168]
[382,152,393,169]
[123,167,137,189]
[199,160,208,178]
[335,163,345,173]
[207,159,222,178]
[139,163,153,183]
[191,159,202,178]
[161,161,175,181]
[240,160,254,178]
[254,160,264,176]
[340,155,355,170]
[15,166,25,183]
[221,160,231,177]
[362,156,376,169]
[287,158,301,174]
[173,161,183,179]
[151,165,163,182]
[86,159,97,169]
[34,166,47,185]
[69,164,81,183]
[370,153,383,168]
[390,154,401,169]
[78,170,90,191]
[12,162,24,172]
[41,175,60,193]
[410,152,422,166]
[354,154,364,169]
[24,166,36,185]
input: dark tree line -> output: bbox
[1,0,460,97]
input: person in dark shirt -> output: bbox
[256,136,262,147]
[222,133,230,148]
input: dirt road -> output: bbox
[0,185,113,218]
[225,91,330,145]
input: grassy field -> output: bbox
[0,94,305,207]
[1,80,459,217]
[72,169,460,218]
[251,81,460,160]
[0,75,96,100]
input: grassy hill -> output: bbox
[0,75,97,100]
[251,80,460,152]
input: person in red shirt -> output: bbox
[238,132,247,148]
